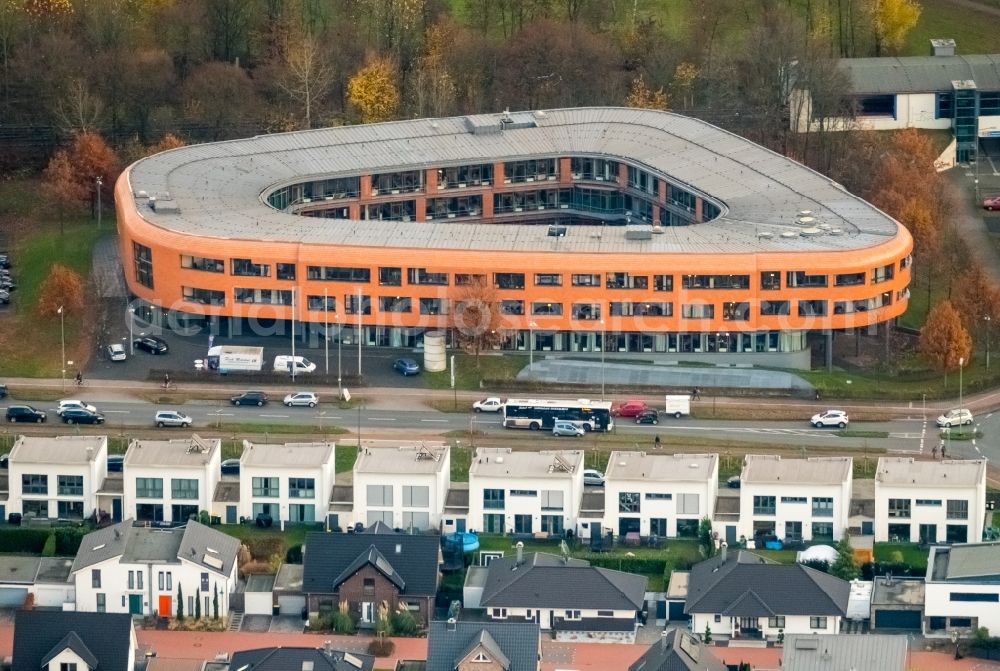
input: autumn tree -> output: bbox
[278,32,335,129]
[37,264,85,318]
[411,20,457,118]
[42,131,121,229]
[452,278,505,369]
[866,0,921,56]
[951,264,1000,349]
[919,300,972,377]
[347,56,399,123]
[625,74,668,111]
[182,61,259,140]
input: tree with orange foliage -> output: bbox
[347,57,399,124]
[452,278,505,370]
[951,264,1000,349]
[37,264,85,318]
[625,74,669,111]
[42,131,121,208]
[919,300,972,380]
[147,133,186,155]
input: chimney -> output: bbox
[323,640,332,655]
[721,542,728,563]
[447,618,457,632]
[86,447,94,462]
[930,38,956,56]
[516,541,524,566]
[661,628,669,650]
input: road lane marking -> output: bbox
[260,414,289,418]
[367,417,397,421]
[420,419,448,423]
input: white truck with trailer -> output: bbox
[664,394,691,418]
[207,345,264,373]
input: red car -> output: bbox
[613,400,648,417]
[985,195,1000,211]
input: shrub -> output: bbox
[391,609,419,636]
[41,533,57,557]
[368,639,395,657]
[330,610,356,634]
[0,528,50,553]
[801,559,830,573]
[53,527,85,555]
[245,536,285,560]
[286,544,303,563]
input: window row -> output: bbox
[251,477,316,499]
[134,478,199,500]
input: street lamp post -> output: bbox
[324,289,329,377]
[599,319,606,400]
[960,356,965,413]
[95,176,103,230]
[58,305,66,391]
[985,315,992,372]
[528,321,537,370]
[357,288,363,379]
[337,313,343,398]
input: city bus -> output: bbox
[501,398,615,432]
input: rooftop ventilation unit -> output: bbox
[547,225,567,237]
[625,224,653,240]
[800,227,824,237]
[780,231,799,239]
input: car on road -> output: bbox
[220,458,241,475]
[811,409,849,428]
[552,420,585,437]
[231,390,268,406]
[937,408,974,428]
[6,405,45,423]
[133,335,169,354]
[155,410,192,428]
[273,355,317,374]
[635,409,660,425]
[284,392,319,407]
[0,383,7,399]
[107,455,124,472]
[473,397,503,412]
[583,469,605,487]
[985,195,1000,211]
[106,343,127,361]
[61,408,105,425]
[613,400,648,417]
[393,358,421,376]
[57,400,98,416]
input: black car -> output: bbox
[61,408,105,425]
[635,410,660,425]
[6,405,45,423]
[107,455,125,472]
[0,383,7,399]
[133,335,169,354]
[231,391,268,406]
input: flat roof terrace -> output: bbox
[124,107,903,255]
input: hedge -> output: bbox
[0,528,50,553]
[576,554,667,576]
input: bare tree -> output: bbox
[278,34,335,129]
[452,278,506,369]
[55,79,105,135]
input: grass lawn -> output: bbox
[874,543,929,573]
[904,0,1000,56]
[423,354,528,391]
[336,445,358,473]
[216,523,313,553]
[755,548,799,564]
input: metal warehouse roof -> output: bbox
[125,107,902,255]
[839,54,1000,94]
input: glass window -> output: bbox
[344,293,371,315]
[723,302,749,321]
[760,300,789,316]
[535,273,562,286]
[677,493,699,514]
[367,484,393,507]
[753,496,776,515]
[57,501,84,518]
[171,479,199,500]
[514,514,532,534]
[307,266,371,282]
[787,271,827,288]
[307,295,336,311]
[650,518,667,536]
[494,273,525,290]
[572,273,600,287]
[483,488,505,509]
[531,302,562,316]
[21,474,48,495]
[378,267,402,286]
[619,492,640,513]
[402,511,430,529]
[681,304,714,319]
[768,616,786,628]
[407,268,449,285]
[23,500,48,517]
[379,296,412,313]
[654,275,673,292]
[181,255,224,273]
[96,593,106,613]
[809,616,828,629]
[231,258,270,277]
[947,500,969,520]
[500,300,524,315]
[888,498,911,518]
[760,272,781,290]
[252,477,279,498]
[835,272,865,286]
[950,592,999,602]
[812,497,833,517]
[182,287,225,305]
[455,273,486,286]
[135,477,163,499]
[676,519,698,537]
[134,242,154,289]
[289,504,316,523]
[812,522,833,539]
[92,569,101,588]
[402,485,430,507]
[541,490,564,511]
[289,478,315,499]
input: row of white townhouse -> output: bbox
[0,436,987,547]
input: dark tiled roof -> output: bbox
[71,519,133,572]
[364,521,395,534]
[41,632,98,670]
[332,546,406,591]
[480,552,646,610]
[629,629,727,671]
[13,611,133,671]
[685,550,849,617]
[180,520,241,577]
[228,647,374,671]
[425,621,539,671]
[213,480,241,503]
[456,629,510,669]
[303,531,439,597]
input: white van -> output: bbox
[273,355,317,374]
[664,394,691,418]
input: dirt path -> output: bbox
[944,170,1000,281]
[939,0,1000,18]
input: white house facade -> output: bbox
[924,543,1000,637]
[468,449,584,536]
[874,458,987,544]
[123,436,221,524]
[737,455,852,546]
[351,444,451,531]
[5,435,108,521]
[237,440,336,525]
[602,451,718,539]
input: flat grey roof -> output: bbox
[126,107,902,254]
[9,435,106,464]
[871,576,924,607]
[782,634,907,671]
[742,455,852,485]
[876,457,985,488]
[839,54,1000,94]
[605,451,717,482]
[354,444,449,474]
[469,448,583,479]
[931,543,1000,581]
[241,441,335,468]
[125,436,219,467]
[0,555,41,584]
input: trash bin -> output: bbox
[273,603,280,616]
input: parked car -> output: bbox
[984,195,1000,211]
[473,397,503,412]
[810,409,849,428]
[61,408,105,425]
[57,400,98,416]
[583,469,605,486]
[6,405,45,423]
[133,335,169,354]
[155,410,192,428]
[635,409,660,425]
[726,476,741,489]
[106,343,127,361]
[231,390,268,406]
[0,454,7,469]
[107,455,124,472]
[284,392,319,407]
[552,420,585,437]
[220,458,241,475]
[273,355,316,374]
[613,400,648,417]
[937,408,974,428]
[393,358,421,376]
[0,383,7,399]
[0,289,10,304]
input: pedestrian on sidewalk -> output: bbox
[932,444,938,458]
[654,434,661,449]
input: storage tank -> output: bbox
[424,330,447,372]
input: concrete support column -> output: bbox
[415,196,427,221]
[618,162,629,186]
[425,167,438,192]
[826,329,833,373]
[348,203,361,220]
[658,179,668,205]
[495,161,508,185]
[695,197,704,223]
[359,174,373,200]
[481,192,494,219]
[652,204,661,225]
[558,157,572,185]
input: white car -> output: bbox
[273,355,316,374]
[57,400,98,416]
[106,343,127,361]
[583,469,605,487]
[937,408,973,428]
[473,397,503,413]
[284,392,319,407]
[154,410,192,428]
[811,409,849,428]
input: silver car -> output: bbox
[155,410,192,428]
[553,420,585,437]
[283,392,319,407]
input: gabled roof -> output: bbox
[837,54,1000,95]
[41,631,99,670]
[685,551,849,617]
[332,546,405,591]
[228,646,374,671]
[456,629,510,669]
[71,519,133,572]
[781,634,907,671]
[479,552,646,610]
[364,521,395,534]
[303,531,439,597]
[629,629,727,671]
[425,621,539,671]
[179,520,241,576]
[13,610,133,671]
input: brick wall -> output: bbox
[308,564,433,625]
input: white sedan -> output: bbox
[57,400,98,416]
[284,392,319,407]
[811,410,849,428]
[473,397,503,412]
[106,343,127,361]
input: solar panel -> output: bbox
[795,638,820,650]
